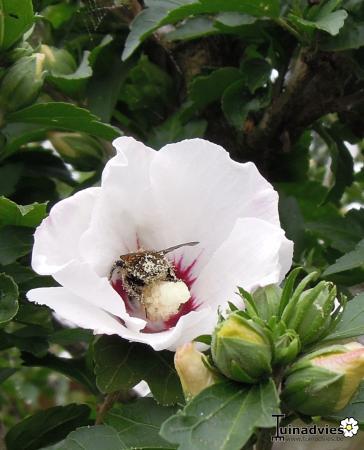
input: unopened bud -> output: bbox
[211,312,272,383]
[274,328,301,365]
[48,132,105,171]
[175,343,219,401]
[282,343,364,416]
[0,54,45,113]
[281,276,337,346]
[252,284,282,321]
[39,45,77,75]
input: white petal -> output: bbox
[121,307,215,351]
[150,138,281,270]
[192,218,293,308]
[32,187,100,275]
[52,260,146,332]
[27,287,127,335]
[27,287,214,351]
[79,137,165,276]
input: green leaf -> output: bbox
[320,18,364,50]
[0,197,46,228]
[0,273,19,323]
[222,80,265,129]
[42,425,125,450]
[161,380,280,450]
[0,163,23,196]
[22,352,99,395]
[8,148,75,186]
[190,68,242,109]
[6,103,121,140]
[215,12,257,28]
[94,336,183,405]
[0,262,35,284]
[122,0,280,60]
[0,226,33,265]
[325,381,364,426]
[240,58,271,94]
[148,116,207,149]
[167,16,217,41]
[0,0,34,50]
[0,329,48,356]
[315,125,354,204]
[105,398,177,449]
[87,40,132,123]
[323,239,364,276]
[5,404,91,450]
[49,328,93,346]
[278,196,306,259]
[322,293,364,342]
[0,367,17,384]
[288,0,348,37]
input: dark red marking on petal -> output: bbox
[173,256,198,289]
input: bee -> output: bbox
[109,241,199,302]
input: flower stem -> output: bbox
[95,390,136,424]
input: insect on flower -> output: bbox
[109,242,199,326]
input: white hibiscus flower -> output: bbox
[27,137,293,351]
[341,418,359,438]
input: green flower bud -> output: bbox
[48,132,105,171]
[0,54,45,113]
[251,284,282,322]
[39,45,77,75]
[211,312,272,383]
[7,42,34,62]
[174,343,220,401]
[282,343,364,416]
[274,328,301,365]
[281,276,337,346]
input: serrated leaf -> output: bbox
[122,0,280,60]
[105,398,177,449]
[0,0,34,50]
[0,197,46,228]
[5,404,91,450]
[6,103,121,140]
[0,273,18,323]
[160,380,280,450]
[322,293,364,342]
[94,336,183,405]
[323,239,364,276]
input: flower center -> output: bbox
[110,250,198,333]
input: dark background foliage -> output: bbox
[0,1,364,449]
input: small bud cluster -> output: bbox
[174,268,364,420]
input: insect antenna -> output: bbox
[161,242,199,254]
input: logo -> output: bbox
[271,414,359,442]
[340,418,359,438]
